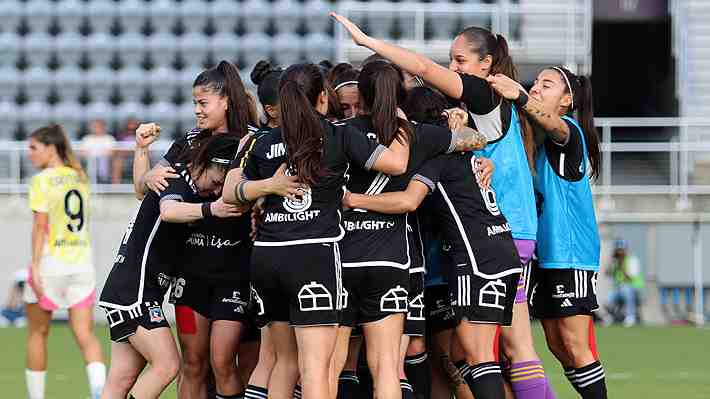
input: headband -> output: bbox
[551,66,574,110]
[333,80,358,92]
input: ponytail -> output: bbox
[30,125,87,182]
[279,64,328,187]
[359,61,414,146]
[194,61,257,139]
[490,34,517,80]
[576,75,600,181]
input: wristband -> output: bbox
[515,89,529,108]
[202,202,213,219]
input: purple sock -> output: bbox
[544,377,557,399]
[509,360,548,399]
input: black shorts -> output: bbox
[170,275,250,323]
[250,242,342,327]
[341,265,409,327]
[100,289,170,343]
[529,267,599,319]
[404,272,425,336]
[424,284,457,334]
[444,259,518,326]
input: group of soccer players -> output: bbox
[25,12,606,399]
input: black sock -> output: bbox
[129,396,137,399]
[338,370,361,399]
[404,352,432,399]
[293,384,302,399]
[564,366,583,394]
[569,361,608,399]
[455,361,505,399]
[216,393,245,399]
[400,379,415,399]
[245,384,268,399]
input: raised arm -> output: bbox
[132,123,179,199]
[344,179,430,214]
[331,12,464,100]
[487,74,569,143]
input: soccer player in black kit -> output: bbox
[223,63,410,399]
[335,60,488,399]
[99,136,244,399]
[345,152,522,399]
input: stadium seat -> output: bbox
[148,0,180,35]
[210,32,241,66]
[241,0,271,35]
[54,32,85,69]
[116,101,148,127]
[303,32,334,64]
[0,0,23,36]
[179,0,210,34]
[179,32,211,69]
[0,101,19,139]
[272,33,303,66]
[23,0,55,35]
[117,0,147,34]
[118,32,146,68]
[302,0,331,35]
[147,32,180,69]
[180,66,205,104]
[429,0,457,40]
[0,66,21,103]
[148,66,179,103]
[55,0,85,34]
[86,0,117,35]
[53,66,84,103]
[84,101,118,128]
[366,12,395,40]
[210,0,242,35]
[146,101,180,138]
[273,0,302,35]
[22,66,53,103]
[51,101,84,139]
[20,101,53,136]
[239,32,272,73]
[86,66,117,103]
[117,66,149,104]
[0,32,22,70]
[85,32,117,68]
[22,32,54,69]
[178,101,197,132]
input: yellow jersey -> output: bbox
[29,166,93,271]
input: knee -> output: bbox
[559,334,590,363]
[181,351,208,378]
[107,368,140,393]
[29,324,50,339]
[406,337,426,356]
[211,352,237,376]
[545,337,566,361]
[154,355,181,383]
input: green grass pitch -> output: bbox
[1,323,709,398]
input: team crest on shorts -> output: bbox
[148,306,164,323]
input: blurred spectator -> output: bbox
[0,270,28,328]
[112,118,139,184]
[81,119,116,184]
[606,239,644,326]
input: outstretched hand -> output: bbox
[486,74,526,101]
[330,12,373,47]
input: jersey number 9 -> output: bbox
[64,189,84,232]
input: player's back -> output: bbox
[29,165,92,269]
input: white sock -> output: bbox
[25,369,46,399]
[86,362,106,399]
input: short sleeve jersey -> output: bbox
[99,166,201,309]
[29,166,93,271]
[540,119,585,181]
[241,118,383,246]
[413,152,519,275]
[162,125,259,165]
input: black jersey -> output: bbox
[162,125,260,165]
[99,166,201,310]
[242,118,384,246]
[340,116,454,268]
[413,152,521,279]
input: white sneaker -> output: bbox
[623,316,636,327]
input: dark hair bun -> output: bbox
[319,60,334,71]
[251,60,274,86]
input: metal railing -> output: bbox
[334,0,593,74]
[3,117,710,204]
